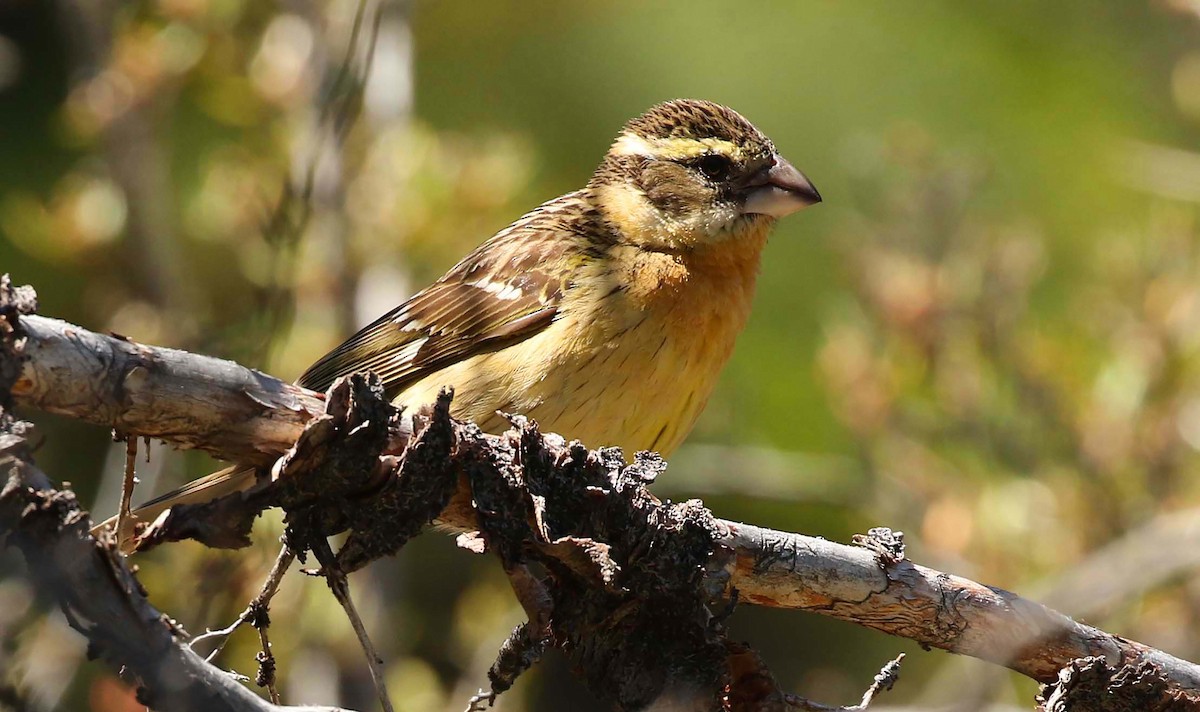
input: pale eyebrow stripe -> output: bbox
[610,132,744,160]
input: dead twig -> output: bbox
[308,535,394,712]
[251,597,279,705]
[191,541,296,704]
[785,653,905,711]
[114,433,137,544]
[464,689,495,712]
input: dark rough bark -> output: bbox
[462,421,735,709]
[1036,657,1195,712]
[136,384,764,708]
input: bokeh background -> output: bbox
[3,1,1200,710]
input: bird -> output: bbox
[104,99,820,546]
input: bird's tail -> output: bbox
[92,465,259,553]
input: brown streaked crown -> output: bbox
[622,99,773,152]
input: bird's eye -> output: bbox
[697,154,732,181]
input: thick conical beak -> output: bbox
[742,156,821,218]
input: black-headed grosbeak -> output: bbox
[111,99,820,537]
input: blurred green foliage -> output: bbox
[3,1,1200,710]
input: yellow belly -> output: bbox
[393,230,767,457]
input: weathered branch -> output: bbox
[723,522,1200,689]
[0,282,347,712]
[11,314,328,467]
[7,295,1200,708]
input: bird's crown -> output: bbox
[612,99,775,164]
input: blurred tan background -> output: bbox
[3,1,1200,710]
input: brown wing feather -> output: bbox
[94,193,602,553]
[297,192,593,399]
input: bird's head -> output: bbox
[590,99,820,251]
